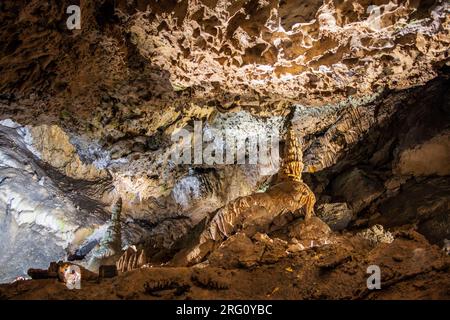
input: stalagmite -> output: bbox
[173,126,316,265]
[87,198,123,271]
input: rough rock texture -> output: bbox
[116,246,147,273]
[374,177,450,245]
[316,202,353,230]
[86,198,123,272]
[29,125,109,181]
[1,228,448,300]
[393,129,450,176]
[0,1,449,124]
[331,167,384,213]
[0,122,147,282]
[288,216,332,240]
[0,123,102,282]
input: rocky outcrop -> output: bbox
[316,202,353,231]
[0,1,449,300]
[374,177,450,245]
[0,122,148,282]
[289,216,331,240]
[172,127,317,265]
[2,226,448,300]
[29,125,109,181]
[116,246,147,273]
[393,130,450,176]
[86,198,123,272]
[357,224,394,245]
[0,1,448,127]
[0,123,104,282]
[115,0,450,104]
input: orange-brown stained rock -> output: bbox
[2,229,448,300]
[172,127,317,265]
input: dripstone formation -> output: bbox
[174,127,317,265]
[87,198,123,271]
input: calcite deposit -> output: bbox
[171,127,316,265]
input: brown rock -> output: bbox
[288,217,332,241]
[331,168,384,213]
[208,233,265,269]
[393,130,450,176]
[99,265,118,278]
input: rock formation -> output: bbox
[116,246,147,273]
[278,127,306,183]
[87,198,123,271]
[0,1,449,300]
[29,125,109,181]
[357,224,394,245]
[2,228,448,300]
[172,127,317,265]
[316,202,353,231]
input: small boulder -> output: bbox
[316,202,353,231]
[331,168,384,213]
[288,217,331,240]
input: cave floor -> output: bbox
[1,229,448,300]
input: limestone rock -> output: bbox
[375,177,450,245]
[0,1,449,298]
[29,125,108,181]
[288,217,331,241]
[393,130,450,176]
[331,168,384,213]
[208,232,290,268]
[106,0,450,104]
[259,237,288,264]
[316,202,353,231]
[443,239,450,255]
[384,176,409,191]
[176,127,316,265]
[0,124,107,282]
[208,233,265,269]
[86,198,123,272]
[357,224,394,245]
[279,127,304,182]
[116,246,147,273]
